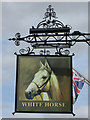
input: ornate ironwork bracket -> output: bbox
[9,5,90,56]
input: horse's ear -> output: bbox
[40,61,44,68]
[45,59,51,72]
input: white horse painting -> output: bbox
[25,59,62,101]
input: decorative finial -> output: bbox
[44,5,57,20]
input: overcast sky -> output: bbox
[1,1,89,118]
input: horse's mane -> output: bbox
[49,71,62,101]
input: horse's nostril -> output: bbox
[29,91,31,95]
[25,91,31,99]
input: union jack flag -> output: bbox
[72,69,85,104]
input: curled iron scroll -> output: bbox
[55,48,70,56]
[19,47,35,55]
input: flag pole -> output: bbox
[84,80,90,86]
[72,67,90,86]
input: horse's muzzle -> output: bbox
[25,91,33,99]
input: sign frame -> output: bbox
[14,54,73,115]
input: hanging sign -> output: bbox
[15,55,72,113]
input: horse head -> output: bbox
[25,59,52,99]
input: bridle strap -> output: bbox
[32,73,51,92]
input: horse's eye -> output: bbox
[42,76,47,79]
[32,90,34,93]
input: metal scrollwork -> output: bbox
[19,47,35,55]
[15,40,20,46]
[37,5,64,29]
[9,5,90,56]
[61,49,70,55]
[40,49,50,55]
[44,5,57,19]
[55,48,75,56]
[55,48,70,55]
